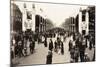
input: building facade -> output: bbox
[78,8,89,35]
[35,14,46,41]
[11,3,22,33]
[22,3,36,32]
[88,6,95,37]
[35,14,46,34]
[68,17,76,34]
[78,7,95,36]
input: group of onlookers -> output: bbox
[11,32,35,60]
[68,33,95,62]
[11,31,95,64]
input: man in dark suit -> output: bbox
[49,39,53,51]
[79,38,85,62]
[46,51,53,64]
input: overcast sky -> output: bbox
[12,1,88,27]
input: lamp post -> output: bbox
[22,3,27,32]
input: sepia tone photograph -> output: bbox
[10,0,95,66]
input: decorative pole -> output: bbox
[22,3,27,32]
[86,8,89,35]
[79,7,82,34]
[32,3,36,32]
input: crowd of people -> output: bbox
[11,31,95,64]
[11,31,35,60]
[68,33,95,62]
[46,36,64,64]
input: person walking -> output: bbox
[61,41,64,55]
[54,40,57,52]
[79,38,85,62]
[70,46,75,61]
[46,51,53,64]
[74,47,79,62]
[44,38,47,47]
[30,38,35,54]
[49,39,53,51]
[69,40,73,51]
[18,41,23,57]
[30,39,33,54]
[89,37,92,50]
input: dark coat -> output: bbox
[61,42,64,55]
[30,41,35,50]
[44,40,47,47]
[46,54,52,64]
[54,41,57,49]
[78,41,85,52]
[69,41,73,51]
[57,41,61,48]
[49,41,53,51]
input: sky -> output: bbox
[11,1,88,27]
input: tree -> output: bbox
[45,18,54,31]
